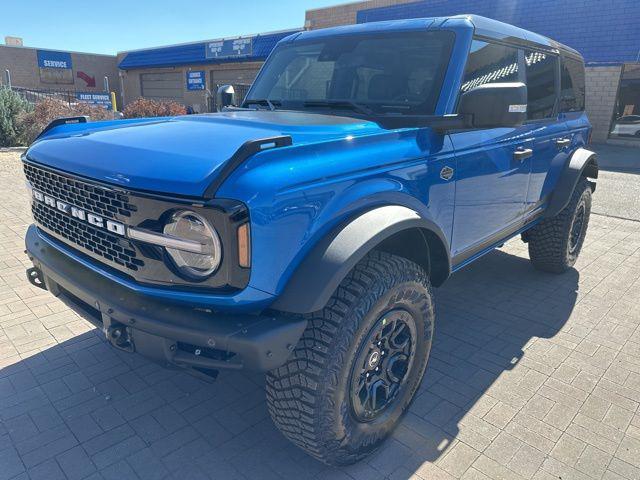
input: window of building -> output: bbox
[525,50,557,120]
[560,57,586,112]
[610,64,640,141]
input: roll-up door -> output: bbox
[140,72,183,101]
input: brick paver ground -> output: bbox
[1,149,639,480]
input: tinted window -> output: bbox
[525,51,557,119]
[560,57,586,112]
[247,31,454,116]
[460,41,521,93]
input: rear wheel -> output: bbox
[266,251,434,465]
[525,177,592,273]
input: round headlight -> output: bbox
[163,210,222,280]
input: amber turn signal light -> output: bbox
[237,223,251,268]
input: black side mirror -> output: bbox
[459,82,527,128]
[216,85,236,111]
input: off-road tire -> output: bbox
[266,251,435,466]
[525,177,592,273]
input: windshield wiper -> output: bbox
[243,99,279,111]
[302,100,374,116]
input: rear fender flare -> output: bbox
[544,147,598,218]
[270,205,451,314]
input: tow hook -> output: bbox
[106,324,134,352]
[26,267,47,290]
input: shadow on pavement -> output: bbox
[591,143,640,174]
[0,248,578,480]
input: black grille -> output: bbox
[24,162,136,219]
[32,202,144,271]
[25,162,144,272]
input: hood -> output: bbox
[26,111,384,197]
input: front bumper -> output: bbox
[25,225,306,373]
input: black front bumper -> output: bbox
[25,225,306,373]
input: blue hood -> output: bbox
[26,111,383,197]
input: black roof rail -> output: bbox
[204,135,293,198]
[35,116,89,142]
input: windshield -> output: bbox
[245,31,454,116]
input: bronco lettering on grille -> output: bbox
[32,189,127,236]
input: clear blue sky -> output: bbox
[0,0,340,55]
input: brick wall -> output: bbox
[118,60,263,111]
[585,66,622,143]
[306,0,411,30]
[0,45,119,96]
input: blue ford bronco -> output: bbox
[24,15,597,465]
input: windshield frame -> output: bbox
[243,30,456,121]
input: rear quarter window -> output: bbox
[560,57,586,112]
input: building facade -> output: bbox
[305,0,640,145]
[117,30,300,113]
[5,1,637,145]
[0,44,119,98]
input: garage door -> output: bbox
[140,72,183,100]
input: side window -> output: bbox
[461,40,521,94]
[560,57,586,112]
[525,51,558,120]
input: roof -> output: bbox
[291,15,581,58]
[118,29,301,70]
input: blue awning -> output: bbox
[119,29,300,70]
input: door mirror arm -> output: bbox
[430,114,473,133]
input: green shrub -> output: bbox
[0,87,34,147]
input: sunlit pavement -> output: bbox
[1,149,639,480]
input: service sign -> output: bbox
[206,37,252,59]
[76,92,112,109]
[37,50,73,69]
[186,71,205,90]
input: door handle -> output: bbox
[513,148,533,161]
[555,138,571,147]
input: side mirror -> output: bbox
[216,85,236,112]
[459,82,527,128]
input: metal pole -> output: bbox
[4,69,11,88]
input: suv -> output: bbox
[24,15,597,465]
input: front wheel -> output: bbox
[525,177,592,273]
[266,251,435,465]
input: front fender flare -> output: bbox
[544,147,598,218]
[270,205,451,314]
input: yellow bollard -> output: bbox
[110,91,118,112]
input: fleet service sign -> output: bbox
[76,92,113,109]
[37,50,73,69]
[186,71,205,90]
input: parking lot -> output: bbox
[1,148,639,480]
